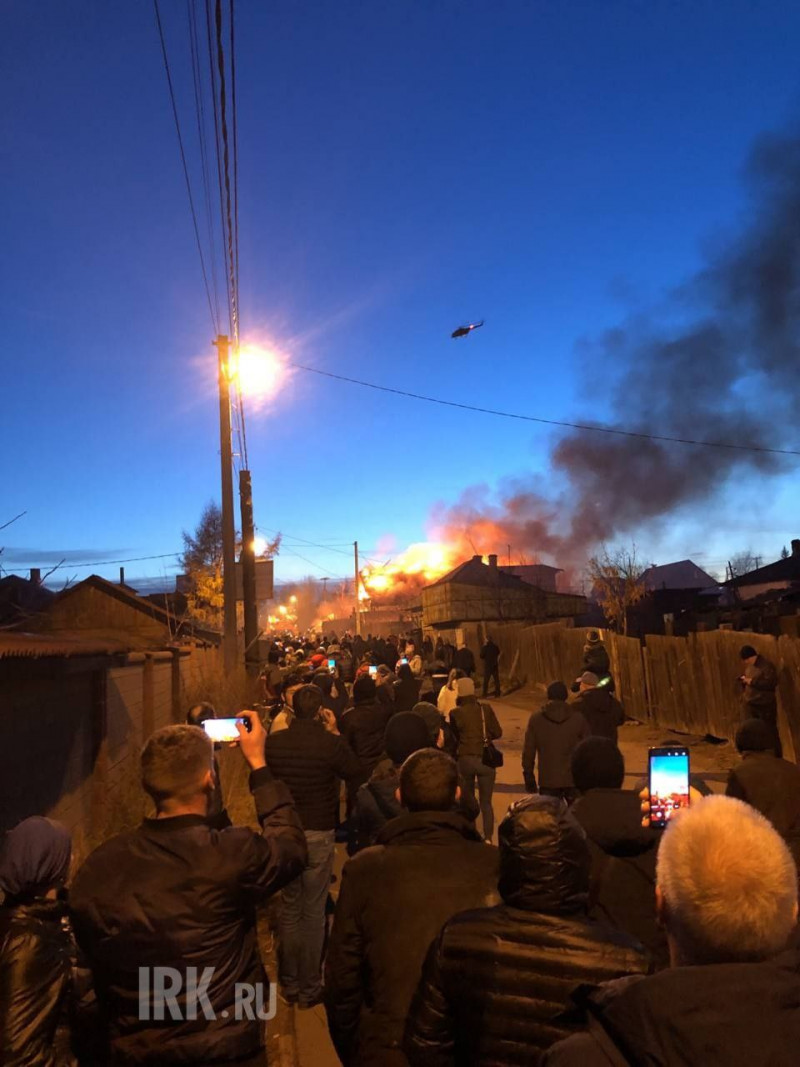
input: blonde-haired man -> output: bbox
[544,796,799,1065]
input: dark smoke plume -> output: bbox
[439,128,800,567]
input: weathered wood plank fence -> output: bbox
[485,620,799,762]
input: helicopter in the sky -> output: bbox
[451,320,485,339]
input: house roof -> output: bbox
[53,574,221,644]
[0,631,130,660]
[0,575,56,624]
[428,556,537,591]
[641,560,720,591]
[726,552,800,587]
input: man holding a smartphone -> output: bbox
[739,644,781,757]
[70,711,307,1067]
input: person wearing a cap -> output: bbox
[583,629,611,676]
[450,677,502,843]
[738,644,781,757]
[570,671,625,744]
[522,682,590,803]
[726,717,800,866]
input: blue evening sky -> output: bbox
[2,1,799,589]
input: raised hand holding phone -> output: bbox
[647,746,691,828]
[236,710,266,771]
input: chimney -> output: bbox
[119,566,125,585]
[30,568,41,584]
[792,539,800,557]
[472,554,482,563]
[488,554,498,569]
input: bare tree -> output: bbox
[727,549,762,580]
[586,543,647,636]
[780,545,790,560]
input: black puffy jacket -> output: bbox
[404,796,650,1066]
[70,768,306,1065]
[0,897,75,1066]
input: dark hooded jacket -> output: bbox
[403,797,650,1066]
[325,810,499,1066]
[542,949,800,1066]
[570,689,625,744]
[522,701,590,790]
[0,897,75,1066]
[570,789,667,969]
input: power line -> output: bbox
[187,0,221,329]
[153,0,218,334]
[1,552,179,574]
[287,361,800,459]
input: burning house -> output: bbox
[422,554,585,636]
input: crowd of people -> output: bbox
[1,630,799,1066]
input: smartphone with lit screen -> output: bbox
[648,746,690,828]
[368,665,378,677]
[203,717,248,743]
[328,658,336,673]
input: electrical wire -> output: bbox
[153,0,218,334]
[187,0,221,329]
[287,361,800,459]
[1,553,178,575]
[205,0,233,339]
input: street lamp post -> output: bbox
[216,335,238,674]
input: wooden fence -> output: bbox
[492,621,800,762]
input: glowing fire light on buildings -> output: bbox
[360,541,465,603]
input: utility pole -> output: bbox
[239,469,259,676]
[354,540,362,636]
[216,335,238,674]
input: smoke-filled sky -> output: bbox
[2,1,800,591]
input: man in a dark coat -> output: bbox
[70,714,307,1067]
[403,795,650,1066]
[324,750,499,1066]
[726,717,800,866]
[570,737,667,969]
[522,682,590,801]
[543,795,799,1066]
[739,643,781,756]
[480,636,501,698]
[266,685,363,1007]
[570,672,625,743]
[453,643,475,677]
[340,675,394,790]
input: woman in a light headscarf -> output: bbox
[0,816,80,1065]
